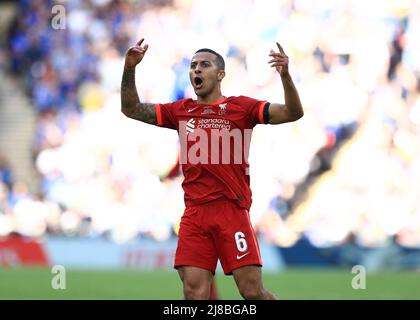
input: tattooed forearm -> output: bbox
[121,66,157,125]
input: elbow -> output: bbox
[121,107,132,118]
[289,109,304,122]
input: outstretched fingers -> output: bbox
[135,38,149,52]
[268,43,289,74]
[141,44,149,53]
[268,57,288,63]
[269,52,285,58]
[276,42,285,54]
[129,47,144,55]
[125,38,149,67]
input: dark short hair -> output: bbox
[194,48,225,70]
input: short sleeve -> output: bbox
[240,96,270,128]
[156,100,185,130]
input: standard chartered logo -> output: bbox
[186,118,195,134]
[197,118,231,130]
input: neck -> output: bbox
[196,89,224,104]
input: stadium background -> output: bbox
[0,0,419,299]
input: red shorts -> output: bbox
[174,198,262,275]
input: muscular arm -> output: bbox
[120,66,157,125]
[267,42,304,124]
[268,72,304,124]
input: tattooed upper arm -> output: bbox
[120,66,157,125]
[122,102,157,125]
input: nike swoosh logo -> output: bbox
[236,252,250,260]
[187,107,199,113]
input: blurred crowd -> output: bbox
[1,0,419,247]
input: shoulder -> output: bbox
[228,95,262,106]
[175,98,193,106]
[233,95,257,103]
[162,98,193,109]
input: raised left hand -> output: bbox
[268,42,289,77]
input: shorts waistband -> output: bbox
[186,196,234,208]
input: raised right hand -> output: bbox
[124,38,149,68]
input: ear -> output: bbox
[217,70,225,81]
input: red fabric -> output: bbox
[157,96,268,210]
[0,235,49,266]
[174,198,262,275]
[164,156,182,179]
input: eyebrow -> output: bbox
[190,60,211,64]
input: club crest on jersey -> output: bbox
[218,103,227,115]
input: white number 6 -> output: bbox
[234,232,248,252]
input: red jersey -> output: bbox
[156,96,270,210]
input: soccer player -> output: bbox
[121,38,303,300]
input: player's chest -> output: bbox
[176,103,247,131]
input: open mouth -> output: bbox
[193,77,204,89]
